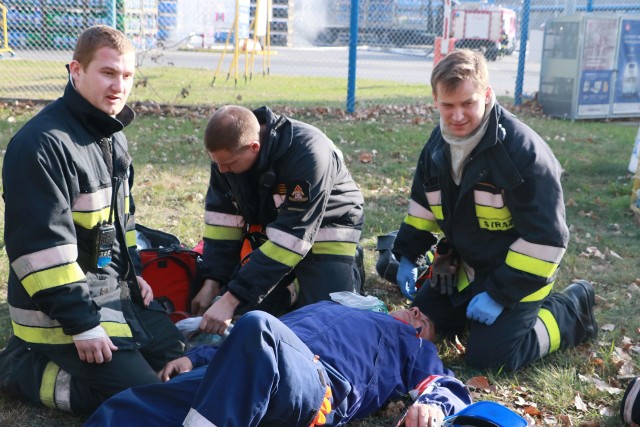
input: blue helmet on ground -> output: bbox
[443,401,527,427]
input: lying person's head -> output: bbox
[389,306,435,342]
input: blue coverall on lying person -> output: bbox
[84,301,471,427]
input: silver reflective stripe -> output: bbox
[474,188,505,207]
[408,199,435,220]
[425,190,441,206]
[266,227,311,255]
[10,305,61,327]
[624,378,640,424]
[11,244,78,280]
[204,211,245,228]
[183,408,217,427]
[72,188,111,212]
[315,227,361,243]
[55,369,72,412]
[510,238,565,263]
[123,179,130,198]
[533,317,550,358]
[460,261,475,283]
[273,194,285,208]
[98,307,127,324]
[10,305,126,327]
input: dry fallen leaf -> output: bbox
[524,405,541,416]
[358,152,373,163]
[574,394,587,411]
[466,376,491,391]
[560,414,573,426]
[601,324,616,332]
[453,335,466,355]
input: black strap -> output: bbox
[97,137,113,176]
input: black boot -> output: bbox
[561,279,598,342]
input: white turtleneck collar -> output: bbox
[441,90,496,185]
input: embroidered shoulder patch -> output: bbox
[287,181,310,203]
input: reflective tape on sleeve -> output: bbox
[203,224,243,241]
[21,263,86,296]
[260,241,303,268]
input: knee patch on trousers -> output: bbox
[40,361,72,412]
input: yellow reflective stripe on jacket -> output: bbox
[520,282,554,302]
[72,207,111,230]
[260,241,303,268]
[425,191,444,220]
[455,261,475,292]
[507,239,563,301]
[506,250,559,278]
[203,224,243,241]
[126,229,137,248]
[536,308,561,355]
[12,320,133,345]
[40,361,59,409]
[475,205,512,220]
[11,244,77,279]
[311,242,357,256]
[21,263,85,296]
[403,214,441,233]
[72,189,112,229]
[456,265,471,292]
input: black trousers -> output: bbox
[0,304,184,414]
[411,283,586,371]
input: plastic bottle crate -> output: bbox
[7,7,42,26]
[158,1,177,14]
[45,31,77,49]
[7,30,41,48]
[45,11,84,28]
[158,14,176,27]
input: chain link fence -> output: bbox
[1,0,639,108]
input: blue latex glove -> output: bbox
[466,292,504,325]
[396,257,418,300]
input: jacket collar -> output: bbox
[62,67,135,139]
[253,106,291,172]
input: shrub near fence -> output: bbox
[0,0,639,108]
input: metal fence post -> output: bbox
[514,0,531,106]
[346,0,359,114]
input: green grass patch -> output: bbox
[0,95,639,426]
[0,59,431,108]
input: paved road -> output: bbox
[139,45,541,97]
[8,37,543,99]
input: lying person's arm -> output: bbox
[401,374,472,426]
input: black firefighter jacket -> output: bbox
[3,81,150,350]
[202,106,365,305]
[394,103,569,308]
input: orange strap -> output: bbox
[309,385,332,427]
[240,224,265,265]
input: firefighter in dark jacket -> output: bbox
[0,26,184,414]
[393,49,597,371]
[191,105,365,335]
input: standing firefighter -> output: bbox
[191,105,365,335]
[0,26,184,414]
[393,49,597,371]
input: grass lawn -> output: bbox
[0,90,639,426]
